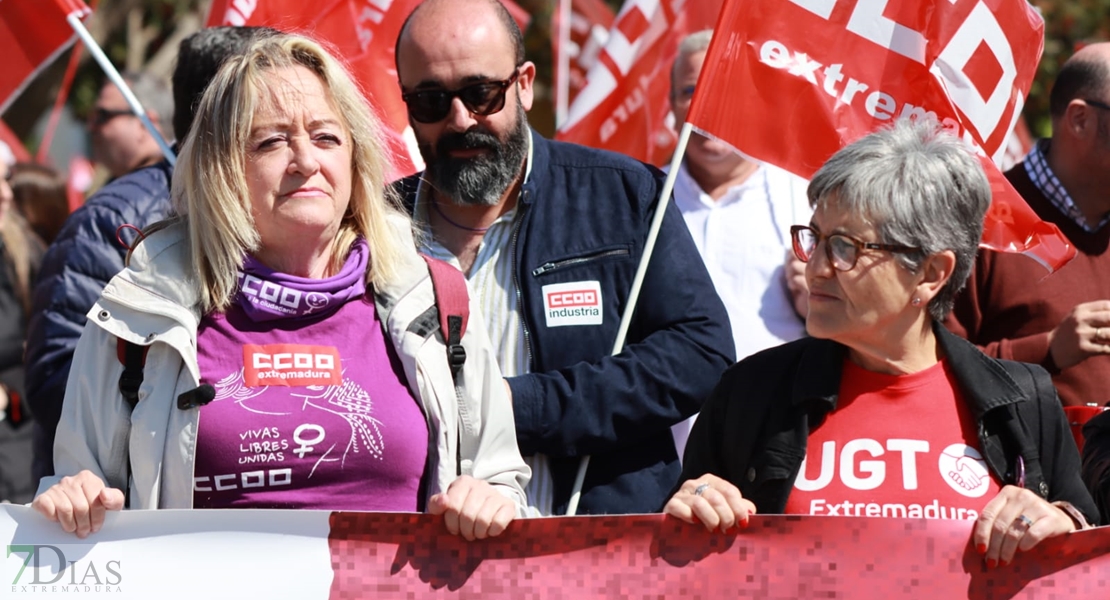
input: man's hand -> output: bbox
[1047,300,1110,370]
[428,475,517,541]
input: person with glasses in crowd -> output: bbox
[664,120,1098,568]
[392,0,733,516]
[86,71,173,181]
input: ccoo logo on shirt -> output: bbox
[243,343,342,387]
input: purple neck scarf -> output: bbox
[235,239,368,322]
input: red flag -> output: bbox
[687,0,1072,271]
[552,0,616,117]
[206,0,529,179]
[0,0,90,114]
[0,120,31,164]
[556,0,723,166]
[499,0,532,33]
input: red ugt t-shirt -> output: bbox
[784,358,1001,520]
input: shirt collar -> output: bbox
[1024,139,1110,232]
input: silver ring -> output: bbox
[1014,514,1034,530]
[693,483,711,496]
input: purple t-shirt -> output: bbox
[192,243,429,511]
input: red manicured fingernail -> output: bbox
[986,559,997,569]
[976,543,987,555]
[741,518,750,529]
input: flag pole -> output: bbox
[66,13,176,166]
[565,121,694,516]
[555,0,572,128]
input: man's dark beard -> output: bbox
[419,102,529,207]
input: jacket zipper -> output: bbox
[511,192,534,369]
[531,247,631,277]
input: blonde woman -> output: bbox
[0,157,45,503]
[34,33,528,540]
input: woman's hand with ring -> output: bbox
[664,473,756,532]
[972,485,1078,567]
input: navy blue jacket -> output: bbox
[679,323,1098,525]
[399,131,735,514]
[25,161,174,478]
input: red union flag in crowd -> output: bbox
[0,0,90,114]
[207,0,530,179]
[686,0,1073,271]
[557,0,724,166]
[552,0,616,117]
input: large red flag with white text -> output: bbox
[206,0,531,179]
[0,0,90,114]
[552,0,616,121]
[687,0,1073,271]
[556,0,723,166]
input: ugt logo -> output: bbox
[6,545,122,588]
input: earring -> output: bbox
[912,297,922,307]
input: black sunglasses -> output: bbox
[1083,98,1110,112]
[402,69,521,124]
[88,107,134,128]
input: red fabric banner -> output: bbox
[687,0,1073,272]
[552,0,616,114]
[205,0,529,179]
[328,513,1110,598]
[556,0,724,166]
[0,0,90,114]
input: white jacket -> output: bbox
[40,219,530,512]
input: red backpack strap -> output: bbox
[420,255,470,380]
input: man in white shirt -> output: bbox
[669,30,812,456]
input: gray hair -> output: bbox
[121,71,174,140]
[671,29,713,89]
[807,119,991,321]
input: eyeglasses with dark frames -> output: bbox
[1082,99,1110,112]
[88,107,134,128]
[790,225,921,272]
[402,69,521,124]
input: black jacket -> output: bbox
[24,161,174,478]
[678,324,1099,525]
[1081,409,1110,522]
[397,131,735,514]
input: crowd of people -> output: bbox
[0,0,1108,563]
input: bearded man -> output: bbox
[391,0,734,516]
